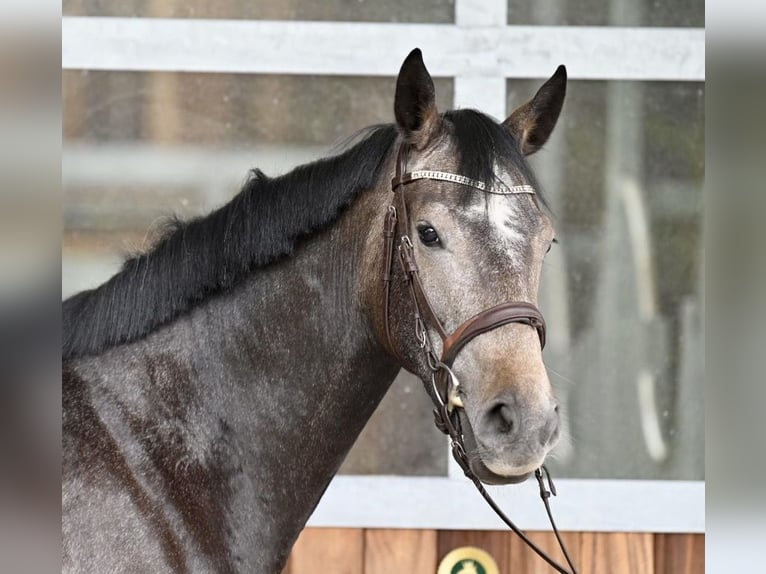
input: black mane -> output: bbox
[63,110,540,359]
[63,125,398,359]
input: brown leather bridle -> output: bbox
[382,142,578,574]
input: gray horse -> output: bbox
[63,49,567,573]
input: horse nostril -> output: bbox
[487,402,517,435]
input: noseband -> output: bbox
[382,143,578,574]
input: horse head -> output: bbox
[373,49,567,485]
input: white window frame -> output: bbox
[61,1,705,533]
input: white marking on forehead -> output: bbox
[479,163,534,248]
[484,194,526,246]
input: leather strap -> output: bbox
[382,205,401,361]
[397,235,449,341]
[442,301,546,366]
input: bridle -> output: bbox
[382,142,578,574]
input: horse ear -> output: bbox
[504,65,567,155]
[394,48,441,149]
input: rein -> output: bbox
[382,143,578,574]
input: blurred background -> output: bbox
[706,1,766,570]
[61,0,704,483]
[0,1,60,572]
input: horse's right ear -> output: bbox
[394,48,441,149]
[504,65,567,155]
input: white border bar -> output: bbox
[308,476,705,533]
[62,18,705,81]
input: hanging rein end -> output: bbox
[535,466,558,499]
[535,469,551,499]
[535,466,579,574]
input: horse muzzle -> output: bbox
[455,393,560,484]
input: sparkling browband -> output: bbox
[392,170,536,195]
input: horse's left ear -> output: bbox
[504,65,567,155]
[394,48,442,149]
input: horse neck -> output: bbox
[96,179,399,569]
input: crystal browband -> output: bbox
[392,170,536,196]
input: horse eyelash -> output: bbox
[546,238,558,254]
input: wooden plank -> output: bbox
[509,531,582,573]
[437,530,511,572]
[364,529,438,574]
[580,532,654,574]
[654,533,704,574]
[285,527,700,574]
[289,527,364,574]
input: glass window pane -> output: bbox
[63,0,455,23]
[507,79,704,480]
[63,71,452,234]
[507,0,703,27]
[63,70,453,476]
[340,372,448,476]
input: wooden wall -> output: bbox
[284,528,704,573]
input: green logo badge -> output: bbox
[438,547,499,574]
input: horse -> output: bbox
[62,49,567,573]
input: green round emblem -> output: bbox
[437,547,499,574]
[451,558,487,574]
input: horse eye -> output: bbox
[417,224,440,246]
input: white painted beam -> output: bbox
[62,18,705,81]
[308,476,705,533]
[456,0,507,27]
[63,143,326,189]
[454,0,509,120]
[454,76,507,120]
